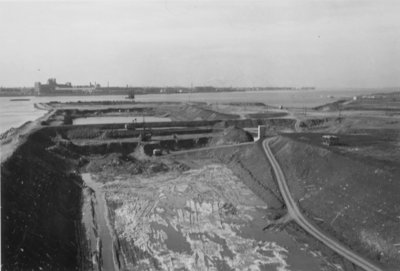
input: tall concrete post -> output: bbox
[34,82,41,96]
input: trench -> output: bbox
[81,173,117,271]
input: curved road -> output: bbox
[262,138,383,271]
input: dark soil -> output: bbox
[1,129,84,270]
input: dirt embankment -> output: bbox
[245,112,288,119]
[1,128,85,270]
[0,121,32,141]
[70,136,210,157]
[208,126,253,146]
[1,109,54,163]
[271,136,400,268]
[219,118,296,131]
[314,92,400,112]
[313,99,348,111]
[299,118,336,130]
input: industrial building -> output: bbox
[34,78,96,95]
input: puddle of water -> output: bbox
[102,165,333,270]
[189,232,235,260]
[235,208,324,271]
[73,116,171,125]
[81,173,116,271]
[150,222,192,254]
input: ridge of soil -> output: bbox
[1,129,85,270]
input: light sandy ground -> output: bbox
[90,163,329,270]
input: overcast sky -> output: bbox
[1,0,399,88]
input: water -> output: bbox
[81,173,116,271]
[0,95,128,134]
[0,88,392,134]
[73,116,171,125]
[0,98,45,134]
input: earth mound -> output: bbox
[208,126,253,146]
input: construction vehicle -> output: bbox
[139,129,152,142]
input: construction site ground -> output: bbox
[2,93,400,270]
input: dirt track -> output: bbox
[263,137,383,271]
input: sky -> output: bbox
[0,0,399,88]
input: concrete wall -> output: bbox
[58,118,295,131]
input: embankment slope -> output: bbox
[1,129,84,270]
[271,136,400,268]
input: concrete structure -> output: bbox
[322,135,339,146]
[258,125,267,139]
[253,125,267,141]
[34,78,95,95]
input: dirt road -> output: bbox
[1,109,53,163]
[262,137,384,271]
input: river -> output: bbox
[0,88,392,134]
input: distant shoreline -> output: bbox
[1,87,400,98]
[0,87,318,97]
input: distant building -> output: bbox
[34,82,41,95]
[34,78,95,95]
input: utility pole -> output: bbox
[188,82,193,103]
